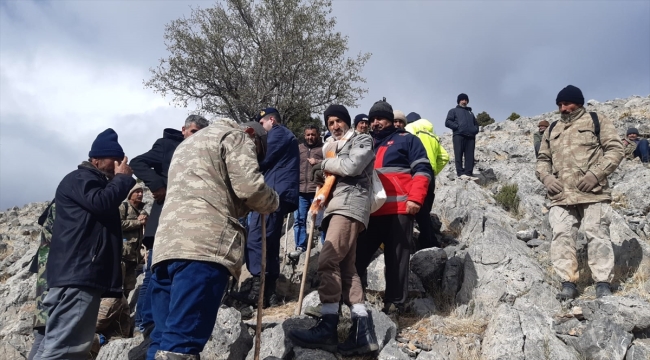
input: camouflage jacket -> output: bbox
[622,139,638,160]
[33,201,56,328]
[152,119,279,279]
[119,201,147,263]
[536,109,624,206]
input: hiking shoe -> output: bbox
[230,276,261,306]
[288,248,305,260]
[338,314,379,356]
[288,314,339,353]
[556,282,579,301]
[595,282,612,298]
[459,175,470,180]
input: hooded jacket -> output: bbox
[371,126,433,216]
[47,162,135,297]
[445,106,479,137]
[536,109,624,206]
[152,119,279,279]
[405,119,449,175]
[130,128,184,246]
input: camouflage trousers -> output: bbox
[549,202,615,283]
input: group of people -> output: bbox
[26,84,637,359]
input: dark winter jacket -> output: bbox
[130,128,184,246]
[372,126,433,216]
[445,106,479,137]
[47,162,135,297]
[260,125,300,213]
[298,141,324,193]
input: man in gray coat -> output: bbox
[288,105,378,356]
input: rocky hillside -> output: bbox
[1,95,649,360]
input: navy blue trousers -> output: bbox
[245,208,286,279]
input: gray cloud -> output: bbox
[0,0,648,208]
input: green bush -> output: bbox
[507,112,521,121]
[494,184,520,215]
[476,111,495,126]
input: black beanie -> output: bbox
[406,112,421,123]
[324,105,351,127]
[627,127,640,136]
[89,128,125,159]
[457,93,469,104]
[556,85,584,105]
[354,113,369,127]
[368,99,394,121]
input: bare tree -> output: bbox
[145,0,371,124]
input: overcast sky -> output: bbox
[1,0,649,209]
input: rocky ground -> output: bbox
[1,95,649,359]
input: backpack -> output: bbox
[547,112,600,143]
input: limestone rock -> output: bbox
[292,346,337,360]
[245,317,315,360]
[516,229,538,241]
[378,340,410,360]
[558,318,632,360]
[626,338,650,360]
[96,336,143,360]
[573,296,650,333]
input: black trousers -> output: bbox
[356,214,414,305]
[415,178,440,250]
[452,134,476,176]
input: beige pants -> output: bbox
[549,202,615,283]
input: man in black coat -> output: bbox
[445,93,479,179]
[130,114,209,335]
[35,128,135,360]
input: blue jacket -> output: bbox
[260,124,300,213]
[372,126,433,216]
[130,128,184,245]
[445,106,479,137]
[47,162,135,297]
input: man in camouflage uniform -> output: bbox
[147,119,279,360]
[536,85,624,300]
[120,183,148,299]
[27,201,55,360]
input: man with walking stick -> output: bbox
[288,105,379,356]
[146,119,278,360]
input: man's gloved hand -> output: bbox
[543,175,563,195]
[310,162,325,185]
[577,171,599,192]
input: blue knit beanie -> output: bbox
[89,128,125,159]
[406,112,421,123]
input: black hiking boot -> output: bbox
[595,282,612,298]
[230,276,261,306]
[263,276,280,308]
[338,314,379,356]
[556,282,579,301]
[288,314,339,353]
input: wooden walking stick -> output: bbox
[282,213,290,266]
[254,215,267,360]
[295,211,317,315]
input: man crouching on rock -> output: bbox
[536,85,624,301]
[146,119,278,360]
[288,105,379,356]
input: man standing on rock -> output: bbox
[356,99,433,314]
[232,108,300,307]
[147,119,278,360]
[290,125,324,260]
[536,85,624,300]
[35,128,135,360]
[445,93,479,180]
[288,105,378,356]
[130,115,209,335]
[534,120,550,157]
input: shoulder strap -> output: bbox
[546,120,559,142]
[121,202,129,220]
[589,112,600,141]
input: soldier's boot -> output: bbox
[556,282,579,301]
[264,278,280,308]
[155,350,200,360]
[596,282,612,298]
[338,314,379,356]
[288,314,339,353]
[230,276,261,306]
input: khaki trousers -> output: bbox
[318,215,365,305]
[549,202,615,283]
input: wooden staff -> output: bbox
[254,215,267,360]
[295,211,317,315]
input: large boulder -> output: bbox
[410,248,447,293]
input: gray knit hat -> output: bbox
[627,127,639,136]
[368,98,394,121]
